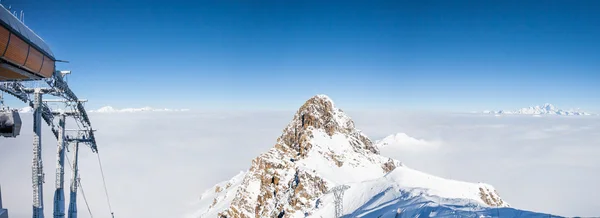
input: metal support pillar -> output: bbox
[1,184,8,218]
[67,142,79,218]
[327,185,350,218]
[53,114,66,218]
[0,184,3,209]
[32,89,44,218]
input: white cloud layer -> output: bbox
[0,111,599,217]
[352,112,600,217]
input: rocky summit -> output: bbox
[193,95,515,218]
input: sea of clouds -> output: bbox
[1,110,598,217]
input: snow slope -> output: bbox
[191,171,247,218]
[308,166,513,218]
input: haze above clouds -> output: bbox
[1,111,599,218]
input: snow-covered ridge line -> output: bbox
[375,133,441,151]
[18,106,33,113]
[90,106,190,113]
[16,106,190,113]
[483,103,593,116]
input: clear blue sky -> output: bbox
[6,0,600,112]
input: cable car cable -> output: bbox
[65,154,94,218]
[97,152,115,217]
[78,180,94,218]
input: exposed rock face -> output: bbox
[479,187,506,207]
[279,95,379,157]
[197,94,507,218]
[382,158,398,173]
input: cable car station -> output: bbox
[0,4,111,218]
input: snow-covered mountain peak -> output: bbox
[542,103,556,111]
[293,94,354,132]
[279,94,378,156]
[313,94,334,104]
[192,95,518,218]
[95,106,117,113]
[194,95,397,217]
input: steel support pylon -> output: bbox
[32,89,45,218]
[67,141,79,218]
[53,114,67,218]
[328,185,350,218]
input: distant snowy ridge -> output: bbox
[18,106,71,113]
[90,106,190,113]
[16,105,190,113]
[19,106,33,113]
[375,133,441,151]
[484,103,592,116]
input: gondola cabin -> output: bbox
[0,5,55,81]
[0,109,21,137]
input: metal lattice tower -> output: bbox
[52,113,66,218]
[327,185,350,218]
[67,141,79,218]
[1,70,104,218]
[49,102,85,218]
[32,89,45,218]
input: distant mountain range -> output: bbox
[483,103,592,116]
[18,106,33,113]
[17,106,190,113]
[91,106,190,113]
